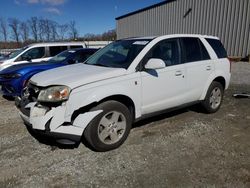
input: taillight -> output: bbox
[227,57,232,73]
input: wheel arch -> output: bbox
[70,94,136,123]
[200,75,227,100]
[213,76,226,89]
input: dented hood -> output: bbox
[30,63,127,89]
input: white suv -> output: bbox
[16,34,231,151]
[0,42,86,71]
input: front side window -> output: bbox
[9,46,29,59]
[85,39,152,69]
[143,39,180,66]
[18,47,45,61]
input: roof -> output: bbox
[120,34,219,40]
[29,42,86,47]
[122,36,156,40]
[116,0,175,20]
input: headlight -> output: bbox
[0,73,22,79]
[38,86,71,102]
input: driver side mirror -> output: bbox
[145,58,166,70]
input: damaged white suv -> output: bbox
[16,34,231,151]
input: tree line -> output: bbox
[0,16,116,48]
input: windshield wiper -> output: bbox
[91,63,110,67]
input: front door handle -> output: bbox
[175,70,182,76]
[206,65,211,70]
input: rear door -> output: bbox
[180,37,213,102]
[140,38,188,114]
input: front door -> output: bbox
[140,38,187,115]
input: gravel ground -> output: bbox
[0,62,249,187]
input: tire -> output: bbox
[201,81,224,113]
[84,100,132,152]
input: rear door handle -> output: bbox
[175,70,182,76]
[206,65,211,70]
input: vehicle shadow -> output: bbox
[2,95,15,101]
[25,124,80,150]
[25,104,205,151]
[133,104,204,128]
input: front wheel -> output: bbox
[201,81,224,113]
[84,100,132,152]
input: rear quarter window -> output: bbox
[206,38,227,58]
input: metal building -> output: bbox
[116,0,250,57]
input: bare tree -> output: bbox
[58,24,68,40]
[50,20,58,41]
[43,19,51,41]
[0,17,8,42]
[8,18,20,43]
[102,29,116,41]
[83,29,116,41]
[38,18,45,41]
[38,18,51,41]
[29,17,39,41]
[68,21,78,40]
[20,22,29,42]
[37,18,59,42]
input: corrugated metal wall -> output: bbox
[116,0,250,57]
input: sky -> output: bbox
[0,0,164,36]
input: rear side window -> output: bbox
[206,38,227,58]
[181,37,210,63]
[199,40,210,60]
[49,46,67,56]
[70,45,83,49]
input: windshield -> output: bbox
[85,39,152,69]
[49,50,75,63]
[8,46,29,59]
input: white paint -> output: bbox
[19,34,231,139]
[0,42,86,71]
[73,110,102,128]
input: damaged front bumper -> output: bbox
[16,97,102,145]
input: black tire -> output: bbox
[201,81,224,113]
[84,100,132,152]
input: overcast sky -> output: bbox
[0,0,163,36]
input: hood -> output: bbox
[0,61,62,75]
[0,61,47,73]
[31,64,127,89]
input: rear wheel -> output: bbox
[84,100,132,152]
[201,81,224,113]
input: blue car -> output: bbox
[0,48,98,97]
